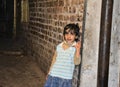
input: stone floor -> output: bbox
[0,38,46,87]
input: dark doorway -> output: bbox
[0,0,14,38]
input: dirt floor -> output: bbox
[0,54,46,87]
[0,38,46,87]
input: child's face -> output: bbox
[64,29,76,44]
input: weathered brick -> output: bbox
[22,1,85,85]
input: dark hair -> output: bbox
[63,23,80,41]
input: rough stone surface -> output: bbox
[79,0,102,87]
[108,0,120,87]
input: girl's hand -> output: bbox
[74,41,81,58]
[74,41,81,51]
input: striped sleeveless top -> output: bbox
[49,42,76,79]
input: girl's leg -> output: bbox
[51,76,59,87]
[59,78,72,87]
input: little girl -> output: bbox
[44,23,81,87]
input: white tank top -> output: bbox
[49,42,76,79]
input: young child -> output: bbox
[44,23,81,87]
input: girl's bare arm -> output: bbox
[74,41,81,65]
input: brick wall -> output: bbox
[22,0,84,76]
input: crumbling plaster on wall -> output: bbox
[80,0,102,87]
[108,0,120,86]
